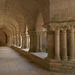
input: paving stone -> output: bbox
[0,47,74,75]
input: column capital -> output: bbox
[28,29,36,35]
[68,25,75,33]
[61,25,69,30]
[42,23,70,32]
[42,23,60,31]
[54,27,60,35]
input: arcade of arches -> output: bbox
[0,0,75,74]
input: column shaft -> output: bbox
[37,32,40,52]
[14,35,16,46]
[16,35,20,47]
[68,27,74,61]
[61,30,68,61]
[55,29,60,60]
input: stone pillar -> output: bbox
[20,25,26,49]
[13,35,16,46]
[46,30,55,61]
[21,33,26,49]
[16,35,18,46]
[37,32,40,52]
[19,34,21,47]
[16,34,19,47]
[42,31,47,52]
[26,34,30,48]
[40,32,43,51]
[68,25,75,61]
[12,35,14,45]
[42,24,55,61]
[28,30,37,52]
[61,29,68,61]
[17,34,21,47]
[55,28,60,60]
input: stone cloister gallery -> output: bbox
[0,0,75,75]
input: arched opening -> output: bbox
[26,25,30,50]
[36,13,47,52]
[0,30,7,46]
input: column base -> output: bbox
[68,57,75,61]
[62,56,68,61]
[55,57,60,61]
[45,57,52,62]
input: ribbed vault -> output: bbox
[0,0,50,46]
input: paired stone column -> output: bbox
[68,25,75,61]
[28,30,37,52]
[37,31,47,52]
[20,25,26,49]
[61,28,68,61]
[55,28,60,60]
[46,26,61,61]
[43,23,75,62]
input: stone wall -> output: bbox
[50,0,75,22]
[11,45,75,73]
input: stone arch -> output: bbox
[0,30,7,46]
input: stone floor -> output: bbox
[0,47,74,75]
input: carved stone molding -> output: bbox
[43,22,75,34]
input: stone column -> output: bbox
[28,30,37,52]
[42,31,47,52]
[21,33,26,49]
[61,29,68,61]
[37,32,40,52]
[12,35,14,45]
[40,32,43,52]
[13,35,16,46]
[16,34,19,47]
[17,34,21,47]
[68,25,75,61]
[16,35,18,46]
[20,25,26,49]
[55,28,60,60]
[26,34,30,48]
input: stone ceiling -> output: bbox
[0,0,50,43]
